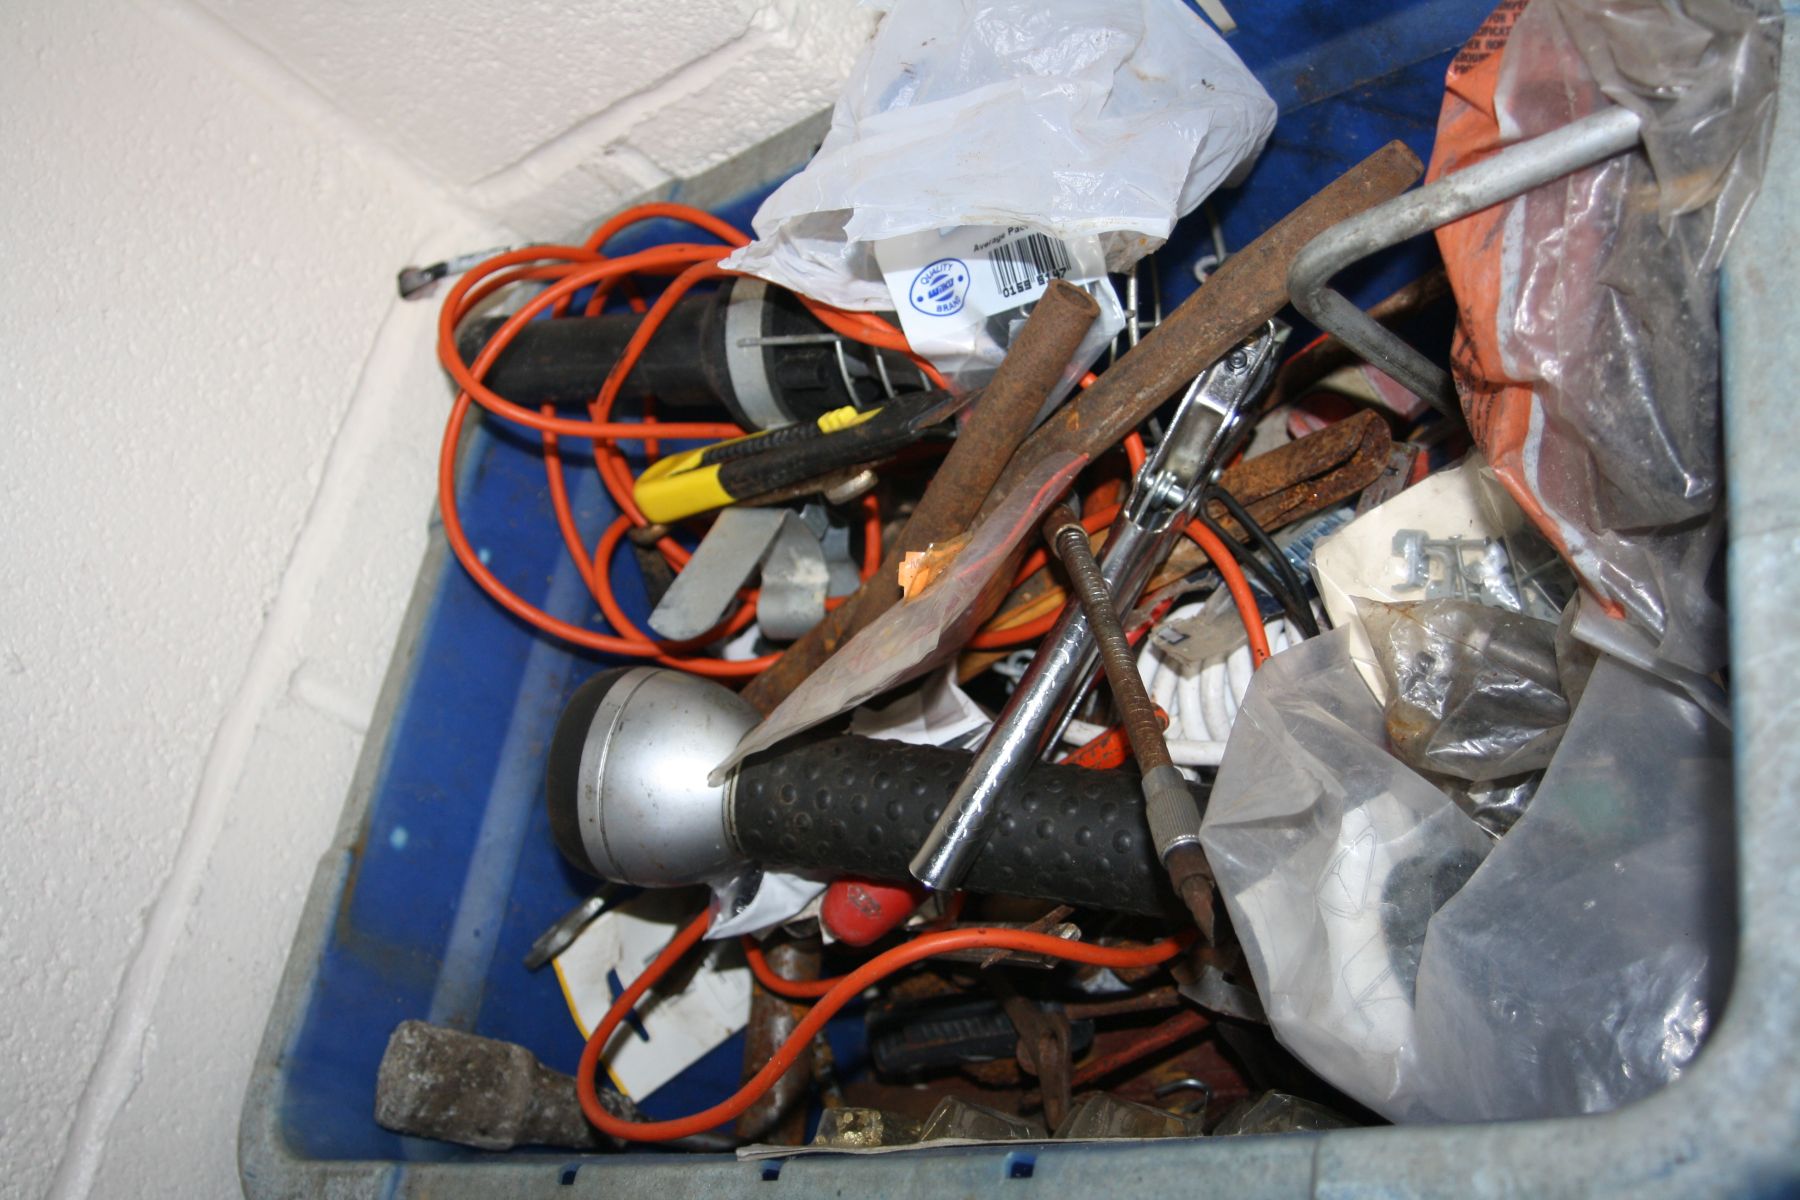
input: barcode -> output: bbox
[989,233,1071,300]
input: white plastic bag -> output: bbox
[722,0,1275,357]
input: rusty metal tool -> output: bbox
[997,983,1075,1131]
[521,884,622,971]
[736,934,822,1144]
[976,904,1077,970]
[976,142,1423,526]
[1200,408,1392,538]
[742,280,1101,713]
[1045,504,1217,943]
[910,326,1281,894]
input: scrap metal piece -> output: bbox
[1356,443,1425,514]
[758,517,830,641]
[813,1107,923,1149]
[1000,990,1075,1132]
[374,1020,732,1152]
[1179,964,1267,1024]
[1203,409,1390,538]
[977,904,1075,970]
[737,935,821,1145]
[1288,105,1642,413]
[1069,1010,1211,1091]
[930,922,1083,969]
[647,507,787,641]
[919,1095,1047,1142]
[802,502,863,598]
[1153,1077,1217,1116]
[522,885,620,971]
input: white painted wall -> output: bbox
[0,2,875,1197]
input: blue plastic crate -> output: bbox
[241,4,1800,1195]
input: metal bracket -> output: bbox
[759,517,830,641]
[646,507,788,642]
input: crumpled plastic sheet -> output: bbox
[1357,598,1573,784]
[722,0,1275,311]
[1410,651,1734,1121]
[1200,629,1732,1123]
[1429,0,1782,676]
[1199,630,1495,1116]
[711,451,1085,783]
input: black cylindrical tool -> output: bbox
[458,277,923,431]
[546,667,1191,917]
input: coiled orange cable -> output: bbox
[580,912,1188,1141]
[436,205,943,677]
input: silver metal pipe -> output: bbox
[1287,104,1643,414]
[909,513,1164,891]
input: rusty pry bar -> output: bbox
[742,280,1101,714]
[976,141,1423,525]
[1044,505,1217,943]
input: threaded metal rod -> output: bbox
[1045,506,1170,774]
[1044,504,1217,942]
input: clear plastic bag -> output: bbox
[1429,0,1781,676]
[1410,653,1734,1121]
[722,0,1275,311]
[1198,630,1495,1116]
[1201,630,1733,1123]
[1356,598,1572,784]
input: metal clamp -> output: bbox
[1287,104,1643,414]
[908,325,1282,893]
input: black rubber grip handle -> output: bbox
[731,735,1186,917]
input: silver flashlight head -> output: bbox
[546,666,759,887]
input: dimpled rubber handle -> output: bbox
[732,735,1184,917]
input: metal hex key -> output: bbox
[1287,105,1644,414]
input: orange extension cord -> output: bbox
[579,911,1188,1142]
[435,204,1179,675]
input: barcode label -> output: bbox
[989,233,1071,300]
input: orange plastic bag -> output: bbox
[1427,0,1779,676]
